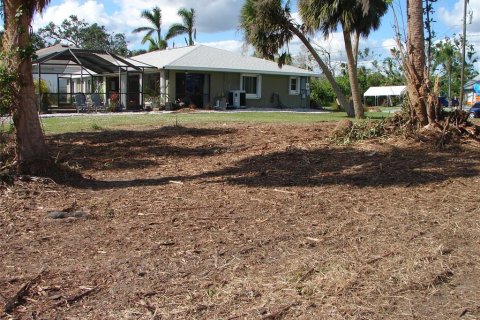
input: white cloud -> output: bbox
[32,0,245,49]
[381,38,397,51]
[438,0,480,33]
[201,40,244,53]
[438,1,480,70]
[33,0,111,30]
[33,0,243,36]
[307,32,383,62]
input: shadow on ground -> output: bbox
[50,127,480,190]
[202,146,479,187]
[49,126,236,171]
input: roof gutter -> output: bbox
[163,65,318,77]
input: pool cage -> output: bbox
[32,44,157,113]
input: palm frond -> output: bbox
[240,0,294,62]
[140,7,162,29]
[132,26,154,34]
[134,6,164,48]
[298,0,388,37]
[35,0,51,14]
[141,31,155,45]
[166,7,196,45]
[158,38,167,50]
[165,24,187,40]
[178,8,195,28]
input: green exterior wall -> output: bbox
[166,70,310,109]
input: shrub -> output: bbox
[34,79,52,113]
[0,52,18,116]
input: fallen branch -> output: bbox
[157,240,175,246]
[55,286,99,307]
[4,271,43,313]
[273,188,296,194]
[259,188,296,194]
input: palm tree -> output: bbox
[166,8,196,46]
[2,0,50,172]
[298,0,388,119]
[240,0,351,114]
[405,0,429,125]
[434,39,455,101]
[132,6,167,51]
[145,37,167,52]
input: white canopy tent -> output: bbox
[363,85,406,107]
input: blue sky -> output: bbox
[25,0,479,65]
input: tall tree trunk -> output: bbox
[406,0,429,125]
[343,30,364,119]
[290,25,354,116]
[352,31,360,68]
[4,0,49,173]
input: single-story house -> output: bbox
[363,85,406,107]
[131,45,315,109]
[32,44,315,112]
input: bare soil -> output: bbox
[1,123,480,319]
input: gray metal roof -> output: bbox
[132,45,316,77]
[34,44,155,75]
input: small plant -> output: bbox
[206,287,217,298]
[91,123,103,130]
[108,91,123,112]
[104,208,115,219]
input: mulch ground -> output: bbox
[1,122,480,319]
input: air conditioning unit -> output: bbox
[228,90,246,108]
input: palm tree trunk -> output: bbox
[343,30,364,119]
[290,25,353,116]
[4,0,49,173]
[352,31,360,68]
[406,0,429,125]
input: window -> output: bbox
[240,74,262,99]
[289,77,299,95]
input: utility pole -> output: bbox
[459,0,468,110]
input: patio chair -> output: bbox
[91,93,105,112]
[74,93,88,113]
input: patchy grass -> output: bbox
[37,111,392,134]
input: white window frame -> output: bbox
[289,76,300,95]
[240,74,262,99]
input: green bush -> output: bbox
[34,79,51,113]
[0,52,18,116]
[310,76,350,109]
[310,78,335,107]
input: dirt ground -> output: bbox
[1,122,480,319]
